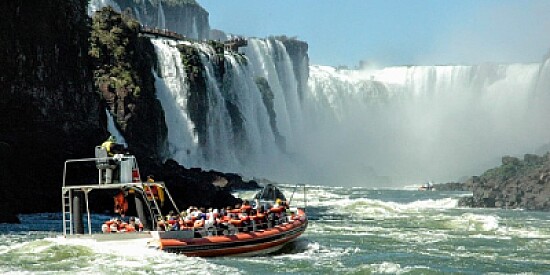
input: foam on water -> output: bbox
[3,187,550,273]
[0,236,242,274]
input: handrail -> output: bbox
[156,212,299,237]
[288,183,307,209]
[63,155,138,187]
[62,155,182,236]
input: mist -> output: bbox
[301,63,550,187]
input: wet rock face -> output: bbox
[89,7,167,170]
[0,0,104,222]
[278,37,309,101]
[459,153,550,211]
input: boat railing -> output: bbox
[61,155,179,236]
[287,183,307,211]
[144,210,301,238]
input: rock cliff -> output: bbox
[0,2,257,223]
[0,0,103,222]
[459,153,550,210]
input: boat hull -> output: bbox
[157,211,308,257]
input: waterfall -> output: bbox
[305,63,549,185]
[87,0,121,16]
[106,109,127,145]
[151,35,548,185]
[157,0,166,30]
[148,30,549,186]
[151,37,306,181]
[151,39,199,167]
[191,18,199,40]
[242,39,304,151]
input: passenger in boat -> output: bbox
[144,175,164,206]
[114,218,125,232]
[166,210,175,221]
[238,209,249,232]
[156,218,166,231]
[102,218,117,233]
[127,216,143,232]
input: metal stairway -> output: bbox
[142,183,164,225]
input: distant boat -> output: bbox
[418,181,435,191]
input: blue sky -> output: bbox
[197,0,550,67]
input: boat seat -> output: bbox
[95,146,116,169]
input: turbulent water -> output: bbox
[2,186,550,274]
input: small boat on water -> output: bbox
[418,181,435,191]
[61,150,308,257]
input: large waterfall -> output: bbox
[152,35,550,186]
[151,38,303,182]
[305,63,550,185]
[87,1,550,186]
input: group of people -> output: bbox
[102,199,294,236]
[156,199,293,236]
[98,134,296,237]
[101,216,143,233]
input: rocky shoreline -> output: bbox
[458,153,550,211]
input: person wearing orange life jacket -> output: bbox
[126,217,138,232]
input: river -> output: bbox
[1,185,550,274]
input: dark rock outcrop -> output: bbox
[0,3,258,223]
[432,182,470,191]
[0,0,103,222]
[154,159,259,209]
[459,153,550,210]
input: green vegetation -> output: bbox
[481,154,545,182]
[89,7,143,96]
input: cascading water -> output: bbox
[151,31,550,186]
[106,109,127,145]
[305,63,550,185]
[151,38,301,180]
[87,0,120,16]
[242,39,304,151]
[157,0,166,30]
